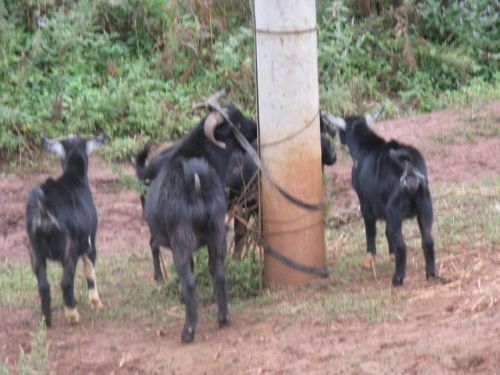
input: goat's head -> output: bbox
[203,104,257,151]
[42,132,106,172]
[319,112,337,166]
[322,108,384,148]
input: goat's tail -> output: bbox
[26,188,60,236]
[389,149,427,194]
[182,158,212,201]
[135,144,151,182]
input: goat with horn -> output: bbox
[135,91,257,342]
[322,109,437,286]
[26,132,105,327]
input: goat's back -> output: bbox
[352,141,429,220]
[143,157,226,249]
[26,176,98,258]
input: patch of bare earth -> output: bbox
[1,101,499,374]
[0,159,149,263]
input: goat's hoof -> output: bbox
[181,327,195,343]
[426,269,437,280]
[154,274,164,283]
[392,275,404,287]
[43,317,52,328]
[64,306,80,325]
[362,253,375,269]
[90,298,104,310]
[219,316,230,328]
[89,289,104,310]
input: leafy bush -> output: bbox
[417,0,499,71]
[164,249,262,302]
[0,0,497,161]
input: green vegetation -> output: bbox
[0,247,261,326]
[17,320,48,375]
[0,319,49,375]
[0,0,498,162]
[433,109,500,144]
[164,249,261,302]
[2,174,497,328]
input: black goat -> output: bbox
[26,133,105,327]
[324,111,436,286]
[136,103,257,343]
[225,113,337,255]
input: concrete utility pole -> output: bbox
[254,0,326,286]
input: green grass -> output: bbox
[0,247,262,327]
[433,106,500,144]
[0,175,498,329]
[0,252,179,326]
[0,320,49,375]
[17,320,48,375]
[432,175,500,248]
[324,174,500,285]
[257,283,399,324]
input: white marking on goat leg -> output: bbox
[64,306,80,324]
[362,253,376,270]
[82,255,104,310]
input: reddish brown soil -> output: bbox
[0,161,149,263]
[1,101,499,374]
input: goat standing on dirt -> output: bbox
[324,111,437,286]
[136,101,257,343]
[26,133,105,327]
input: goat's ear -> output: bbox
[365,108,384,127]
[86,132,106,155]
[42,136,65,158]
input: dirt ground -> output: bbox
[1,101,499,374]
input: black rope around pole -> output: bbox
[257,237,330,278]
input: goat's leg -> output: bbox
[362,216,377,269]
[150,237,163,282]
[82,246,104,310]
[174,254,198,343]
[417,193,436,280]
[208,240,230,328]
[33,257,52,327]
[386,217,406,286]
[61,252,79,324]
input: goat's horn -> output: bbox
[192,88,227,112]
[203,111,226,149]
[42,136,66,158]
[86,132,106,155]
[324,114,346,130]
[320,112,337,137]
[365,108,384,127]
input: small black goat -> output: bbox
[26,133,105,327]
[225,113,337,255]
[324,111,436,286]
[136,103,257,343]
